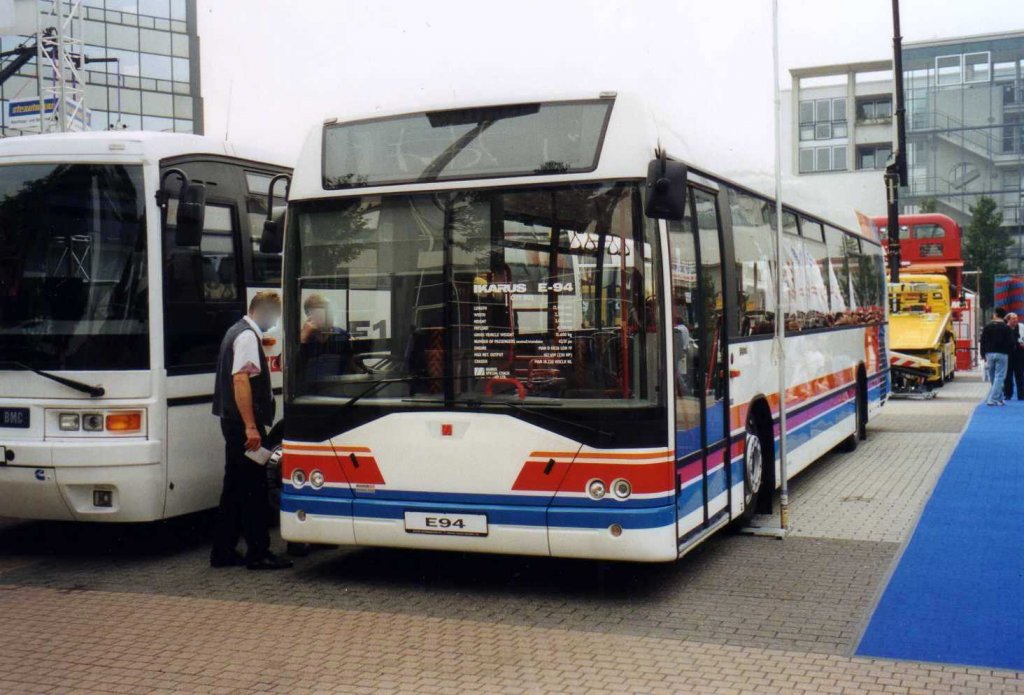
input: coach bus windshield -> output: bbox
[289,181,662,407]
[0,163,148,371]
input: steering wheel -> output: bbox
[354,352,405,375]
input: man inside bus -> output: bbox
[299,293,354,381]
[210,290,293,570]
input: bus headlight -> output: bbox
[291,469,307,487]
[587,478,607,500]
[58,413,81,431]
[611,478,632,500]
[309,470,325,489]
[82,413,104,432]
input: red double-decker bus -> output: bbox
[871,213,976,371]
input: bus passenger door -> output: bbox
[670,189,730,545]
[692,191,730,522]
[668,196,706,542]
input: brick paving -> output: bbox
[0,372,1020,693]
[754,376,988,544]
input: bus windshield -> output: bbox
[0,163,148,371]
[289,181,662,407]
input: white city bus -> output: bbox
[0,132,290,522]
[276,93,888,561]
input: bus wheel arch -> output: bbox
[840,366,868,451]
[742,397,775,519]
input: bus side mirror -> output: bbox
[260,206,286,253]
[644,158,688,220]
[175,183,206,247]
[260,173,291,254]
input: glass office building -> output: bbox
[0,0,202,137]
[904,32,1024,269]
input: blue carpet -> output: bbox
[857,399,1024,670]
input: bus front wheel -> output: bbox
[741,417,765,521]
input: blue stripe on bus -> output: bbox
[282,486,669,509]
[677,394,855,518]
[280,493,675,530]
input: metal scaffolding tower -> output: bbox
[34,0,88,133]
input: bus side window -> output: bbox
[246,193,285,285]
[164,201,245,371]
[726,187,776,337]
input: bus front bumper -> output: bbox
[0,439,164,522]
[279,493,679,562]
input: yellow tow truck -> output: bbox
[888,274,957,392]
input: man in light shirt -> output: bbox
[210,291,292,570]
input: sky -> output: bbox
[197,0,1024,182]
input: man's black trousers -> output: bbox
[211,419,270,563]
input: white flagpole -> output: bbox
[772,0,790,533]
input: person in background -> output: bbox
[210,291,293,570]
[1004,312,1024,401]
[980,306,1016,407]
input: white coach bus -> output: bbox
[274,93,889,561]
[0,132,290,522]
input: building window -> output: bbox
[964,52,991,84]
[799,101,815,124]
[832,97,847,122]
[799,148,815,173]
[815,99,831,122]
[797,97,848,142]
[857,144,892,170]
[816,147,831,172]
[936,55,962,86]
[799,145,847,174]
[832,145,847,171]
[857,96,892,122]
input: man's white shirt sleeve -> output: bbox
[231,330,261,376]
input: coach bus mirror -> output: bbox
[644,158,687,220]
[260,206,286,254]
[175,183,206,247]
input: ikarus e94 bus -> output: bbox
[0,132,289,522]
[274,93,888,561]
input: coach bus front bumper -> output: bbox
[0,439,164,522]
[280,492,679,562]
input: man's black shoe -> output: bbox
[210,551,245,568]
[246,552,294,570]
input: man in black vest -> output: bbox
[210,291,292,570]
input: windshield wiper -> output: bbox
[0,361,105,398]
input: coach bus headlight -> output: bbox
[291,469,307,487]
[58,413,81,431]
[587,478,607,500]
[611,478,632,500]
[310,470,325,489]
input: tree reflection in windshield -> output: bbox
[0,163,148,371]
[290,182,663,407]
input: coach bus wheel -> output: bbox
[741,417,765,521]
